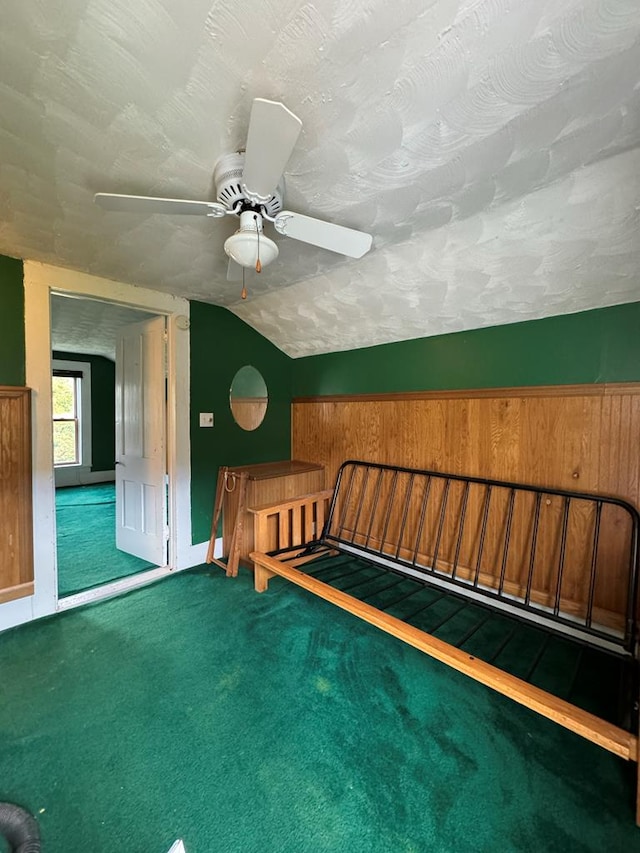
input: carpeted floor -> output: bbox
[56,484,156,597]
[296,552,631,727]
[0,567,637,852]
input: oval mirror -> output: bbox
[229,365,268,431]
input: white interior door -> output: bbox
[115,315,167,565]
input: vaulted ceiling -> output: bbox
[1,1,640,357]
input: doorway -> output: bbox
[17,261,198,631]
[51,294,168,599]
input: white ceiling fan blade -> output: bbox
[241,99,302,204]
[94,193,227,218]
[274,211,373,258]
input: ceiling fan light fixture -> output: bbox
[224,231,279,269]
[224,210,278,269]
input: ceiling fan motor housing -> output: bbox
[213,152,283,216]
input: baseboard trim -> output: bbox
[55,468,115,487]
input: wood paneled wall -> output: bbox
[0,386,33,603]
[292,384,640,626]
[292,384,640,514]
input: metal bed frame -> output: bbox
[250,460,640,823]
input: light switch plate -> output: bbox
[199,412,214,427]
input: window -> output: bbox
[51,360,92,470]
[52,371,81,465]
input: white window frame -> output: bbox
[52,359,92,480]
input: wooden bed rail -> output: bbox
[249,489,334,559]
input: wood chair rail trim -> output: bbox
[0,582,35,605]
[292,381,640,404]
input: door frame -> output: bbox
[0,261,205,631]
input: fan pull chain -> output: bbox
[254,214,262,273]
[241,267,247,300]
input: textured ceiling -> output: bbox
[1,0,640,357]
[51,294,156,360]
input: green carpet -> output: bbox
[302,553,632,727]
[56,484,156,597]
[0,568,637,852]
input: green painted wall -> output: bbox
[190,302,292,544]
[0,256,25,386]
[292,302,640,396]
[53,351,116,472]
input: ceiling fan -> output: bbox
[94,98,373,292]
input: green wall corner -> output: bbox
[189,302,292,544]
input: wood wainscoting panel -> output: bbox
[0,386,33,602]
[292,386,640,504]
[292,385,640,622]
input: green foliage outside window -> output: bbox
[52,375,79,465]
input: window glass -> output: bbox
[52,374,79,465]
[53,421,78,465]
[52,376,76,417]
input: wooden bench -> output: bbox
[250,459,640,824]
